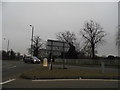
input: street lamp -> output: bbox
[3,38,9,52]
[118,25,120,56]
[29,24,34,57]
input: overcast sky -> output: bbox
[2,2,118,56]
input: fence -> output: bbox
[55,58,120,66]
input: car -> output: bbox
[23,56,41,64]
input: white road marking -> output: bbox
[32,79,120,82]
[8,66,16,69]
[0,79,16,85]
[32,79,80,82]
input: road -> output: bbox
[2,60,41,81]
[1,60,119,88]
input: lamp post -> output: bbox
[3,38,9,52]
[118,25,120,57]
[29,24,34,57]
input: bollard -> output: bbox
[43,58,48,67]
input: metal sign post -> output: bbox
[49,53,53,70]
[63,42,65,69]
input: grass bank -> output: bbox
[20,66,119,80]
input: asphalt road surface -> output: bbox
[2,60,41,81]
[1,60,119,88]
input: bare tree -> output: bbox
[56,31,78,58]
[80,20,106,59]
[28,36,43,57]
[56,31,76,45]
[81,42,98,58]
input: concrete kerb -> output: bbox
[20,74,119,80]
[31,78,120,82]
[29,76,120,81]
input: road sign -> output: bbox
[47,39,70,69]
[47,39,69,56]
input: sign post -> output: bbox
[63,42,65,69]
[49,53,53,70]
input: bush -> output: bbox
[107,55,115,60]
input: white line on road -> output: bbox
[0,79,16,85]
[8,66,16,69]
[32,79,80,82]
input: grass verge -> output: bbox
[20,66,119,80]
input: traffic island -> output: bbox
[20,66,119,80]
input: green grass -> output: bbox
[20,66,119,79]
